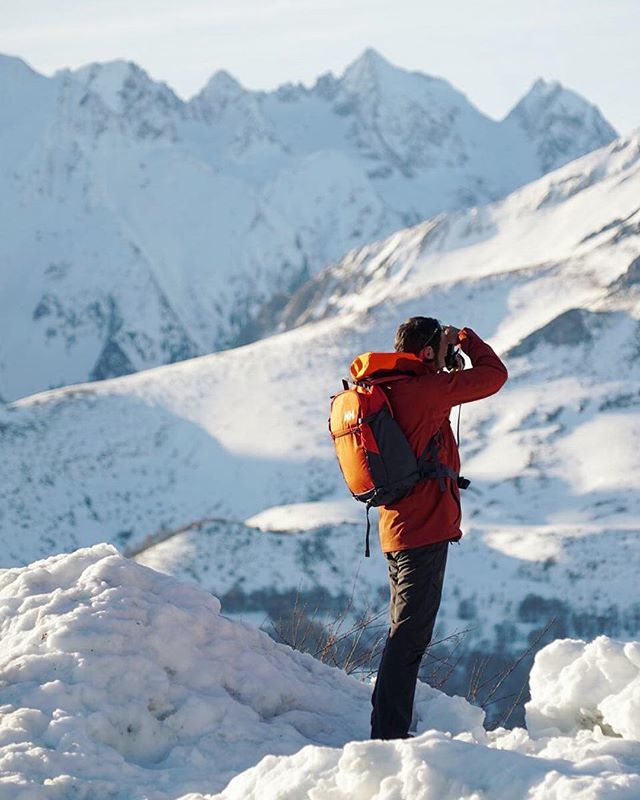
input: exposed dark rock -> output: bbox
[277,268,337,330]
[33,296,53,320]
[608,254,640,292]
[507,308,612,357]
[579,207,640,244]
[156,295,199,363]
[88,295,136,381]
[599,391,640,411]
[224,261,311,348]
[90,339,135,381]
[611,220,640,244]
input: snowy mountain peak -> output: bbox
[505,78,617,172]
[0,52,40,81]
[347,46,393,72]
[70,59,182,116]
[0,50,625,400]
[190,68,271,134]
[332,49,488,184]
[530,77,562,95]
[511,77,591,118]
[0,53,50,110]
[198,68,246,101]
[311,71,339,100]
[340,47,429,96]
[73,60,146,109]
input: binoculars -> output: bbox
[445,344,464,371]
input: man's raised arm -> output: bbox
[432,327,508,407]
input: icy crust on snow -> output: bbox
[0,545,480,799]
[0,547,639,800]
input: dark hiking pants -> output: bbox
[370,539,449,740]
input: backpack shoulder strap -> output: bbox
[362,374,413,386]
[355,373,412,418]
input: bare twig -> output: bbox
[480,617,557,709]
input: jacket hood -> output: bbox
[349,352,434,382]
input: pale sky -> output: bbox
[2,0,639,133]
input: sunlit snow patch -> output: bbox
[526,635,640,740]
[245,499,361,531]
[0,544,478,799]
[1,546,639,799]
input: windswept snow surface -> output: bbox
[0,547,638,799]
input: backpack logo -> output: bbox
[343,410,356,424]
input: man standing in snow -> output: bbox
[359,318,508,740]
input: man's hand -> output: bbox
[443,325,461,345]
[442,326,464,371]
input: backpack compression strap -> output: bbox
[365,502,372,558]
[418,434,461,492]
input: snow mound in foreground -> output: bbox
[202,630,640,800]
[526,635,640,739]
[0,545,479,799]
[0,546,639,800]
[198,635,640,800]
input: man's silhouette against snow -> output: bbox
[361,318,508,739]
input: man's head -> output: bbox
[395,316,444,367]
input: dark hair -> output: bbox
[394,316,442,355]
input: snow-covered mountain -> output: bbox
[0,546,639,798]
[0,49,617,401]
[1,131,639,727]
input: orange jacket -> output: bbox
[350,328,508,553]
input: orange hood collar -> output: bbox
[350,352,433,381]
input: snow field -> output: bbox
[0,546,639,799]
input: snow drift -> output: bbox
[0,545,477,798]
[0,546,639,799]
[526,636,640,740]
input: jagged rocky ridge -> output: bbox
[0,49,617,400]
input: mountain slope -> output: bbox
[1,132,639,709]
[279,129,640,332]
[0,50,618,400]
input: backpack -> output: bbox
[329,374,469,556]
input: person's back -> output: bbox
[359,318,508,739]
